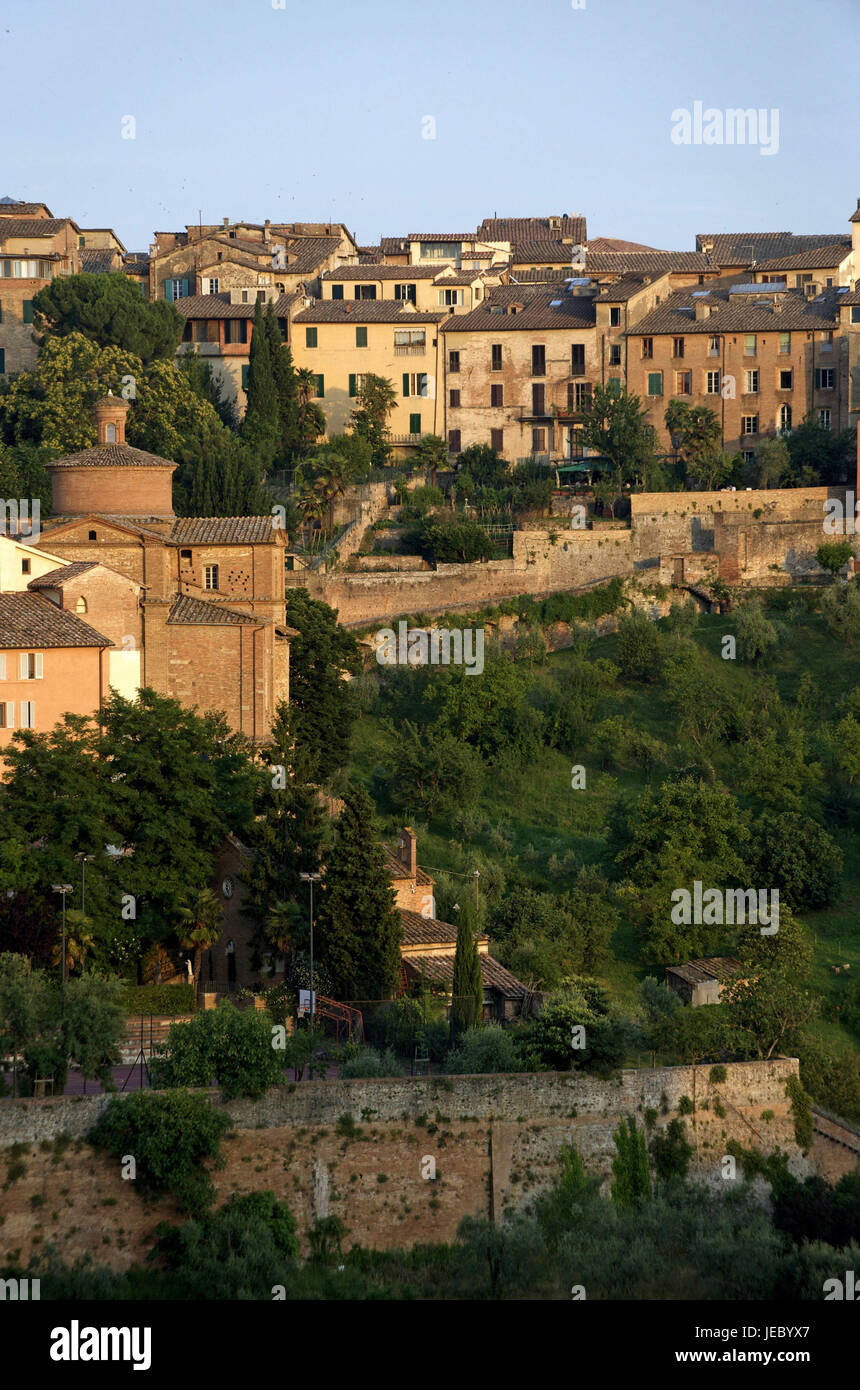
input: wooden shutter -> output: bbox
[19,653,28,679]
[164,280,173,301]
[4,702,13,729]
[35,653,43,679]
[410,413,421,434]
[0,654,5,679]
[402,373,410,397]
[349,374,357,398]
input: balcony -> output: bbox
[394,344,426,356]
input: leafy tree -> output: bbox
[664,399,722,486]
[751,811,843,910]
[350,373,397,467]
[578,384,658,507]
[610,1117,651,1208]
[264,299,300,459]
[177,887,223,988]
[32,272,184,362]
[820,580,860,646]
[734,599,780,663]
[445,1022,523,1074]
[534,1141,600,1250]
[746,436,789,489]
[242,298,278,461]
[173,421,269,517]
[817,541,855,575]
[616,610,662,682]
[151,1191,299,1298]
[724,916,818,1060]
[90,1089,230,1215]
[414,515,494,564]
[283,590,361,782]
[451,896,483,1038]
[786,415,856,486]
[649,1118,693,1183]
[0,953,52,1095]
[737,724,822,814]
[385,721,483,819]
[833,714,860,784]
[175,347,239,430]
[61,972,125,1090]
[413,432,449,485]
[315,783,402,1002]
[150,1001,286,1100]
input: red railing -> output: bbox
[312,995,364,1045]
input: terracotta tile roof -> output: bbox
[79,248,117,274]
[294,301,445,324]
[587,250,713,273]
[27,562,99,589]
[402,950,528,999]
[322,265,441,281]
[408,233,478,242]
[0,592,112,648]
[596,275,662,302]
[169,516,280,544]
[0,201,53,216]
[174,292,298,318]
[589,236,661,253]
[167,595,259,625]
[399,910,460,946]
[754,242,852,271]
[437,270,486,285]
[666,956,743,986]
[380,237,410,254]
[512,239,574,263]
[0,217,77,240]
[479,215,587,244]
[46,444,177,471]
[509,268,570,283]
[696,232,848,263]
[274,235,342,274]
[443,290,596,333]
[382,845,433,885]
[627,282,841,336]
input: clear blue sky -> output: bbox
[3,0,858,252]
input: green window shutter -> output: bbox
[349,373,357,398]
[306,326,317,348]
[647,372,662,395]
[22,300,34,324]
[814,368,822,389]
[181,279,189,298]
[409,413,421,434]
[332,284,343,300]
[164,280,173,301]
[315,374,324,398]
[241,365,250,390]
[0,349,5,374]
[356,326,367,347]
[402,373,410,397]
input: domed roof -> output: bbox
[46,443,176,470]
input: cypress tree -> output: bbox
[264,299,300,460]
[315,783,402,1003]
[610,1117,652,1209]
[451,894,483,1038]
[243,298,278,461]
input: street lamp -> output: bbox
[74,852,94,914]
[52,884,73,1009]
[299,872,321,1031]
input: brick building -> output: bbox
[32,394,293,744]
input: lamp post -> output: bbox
[299,872,321,1031]
[52,884,73,1011]
[74,852,94,914]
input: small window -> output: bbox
[647,371,663,396]
[314,374,324,398]
[448,429,461,453]
[778,404,792,433]
[241,365,250,391]
[355,284,377,300]
[779,369,793,390]
[490,428,504,451]
[741,414,759,436]
[75,596,87,614]
[449,389,460,407]
[19,701,34,730]
[20,652,42,680]
[744,334,757,356]
[708,334,720,356]
[531,427,546,452]
[706,371,720,395]
[676,371,692,395]
[105,423,117,442]
[409,413,421,435]
[607,377,621,396]
[641,339,653,360]
[356,326,367,347]
[331,284,344,300]
[22,300,34,324]
[0,701,11,728]
[305,326,318,348]
[779,331,791,352]
[491,344,502,371]
[814,368,835,390]
[673,336,685,358]
[609,344,622,366]
[819,408,832,430]
[180,548,192,564]
[609,307,621,326]
[571,343,586,372]
[21,558,30,575]
[852,307,860,325]
[821,330,834,352]
[448,350,460,373]
[204,564,219,591]
[491,383,504,407]
[744,370,759,394]
[88,530,97,540]
[531,344,546,376]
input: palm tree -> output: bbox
[177,886,223,989]
[51,910,95,977]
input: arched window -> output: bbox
[778,404,792,434]
[105,423,117,443]
[75,596,87,614]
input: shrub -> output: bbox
[89,1090,229,1215]
[616,610,662,682]
[149,1001,285,1100]
[119,984,195,1017]
[340,1047,401,1079]
[444,1024,522,1075]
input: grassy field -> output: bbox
[348,597,860,1047]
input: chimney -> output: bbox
[223,217,229,227]
[263,219,271,243]
[694,301,710,320]
[94,391,130,445]
[398,827,417,878]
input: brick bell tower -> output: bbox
[94,390,130,444]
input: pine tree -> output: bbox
[315,783,402,1003]
[451,894,483,1038]
[243,298,278,461]
[242,704,327,968]
[264,299,300,460]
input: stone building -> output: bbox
[173,288,299,414]
[665,956,744,1007]
[32,394,294,744]
[0,212,83,374]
